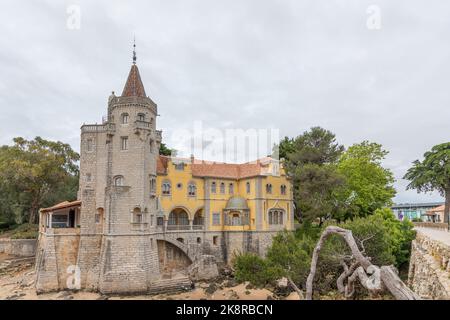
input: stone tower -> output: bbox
[76,48,162,293]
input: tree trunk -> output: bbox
[305,226,420,300]
[445,187,450,229]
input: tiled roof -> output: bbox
[427,205,445,213]
[41,200,81,213]
[157,155,277,179]
[157,155,169,175]
[121,64,146,97]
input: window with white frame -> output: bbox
[220,182,225,194]
[121,113,129,124]
[162,180,171,195]
[137,113,145,121]
[246,182,251,194]
[188,182,196,196]
[211,181,216,193]
[229,183,234,194]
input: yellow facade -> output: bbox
[156,156,294,232]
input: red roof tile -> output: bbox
[41,200,81,213]
[121,64,147,97]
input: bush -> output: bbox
[233,253,280,287]
[9,224,39,239]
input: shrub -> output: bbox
[9,224,39,239]
[233,253,280,287]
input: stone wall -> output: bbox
[408,231,450,299]
[0,239,37,257]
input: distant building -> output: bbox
[391,202,444,221]
[423,205,446,223]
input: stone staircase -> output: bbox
[148,276,193,295]
[0,256,35,274]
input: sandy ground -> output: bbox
[0,264,301,300]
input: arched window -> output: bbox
[162,180,171,195]
[150,139,155,153]
[268,209,284,225]
[211,181,216,193]
[246,182,251,194]
[114,176,124,186]
[121,113,129,124]
[281,184,287,195]
[229,183,234,194]
[220,182,225,194]
[137,113,145,122]
[188,182,196,196]
[133,207,143,224]
[266,184,272,194]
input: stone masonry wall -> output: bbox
[0,239,37,257]
[408,231,450,299]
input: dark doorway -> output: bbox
[69,210,75,228]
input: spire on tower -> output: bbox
[133,37,137,64]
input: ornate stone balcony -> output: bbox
[133,120,152,131]
[81,122,116,134]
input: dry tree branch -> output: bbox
[305,226,421,300]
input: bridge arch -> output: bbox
[156,238,193,276]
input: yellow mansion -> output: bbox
[156,155,294,233]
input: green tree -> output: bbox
[284,127,345,224]
[159,143,172,156]
[276,136,295,160]
[334,141,396,221]
[0,137,79,224]
[404,142,450,226]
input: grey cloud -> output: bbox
[0,0,447,203]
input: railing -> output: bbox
[81,123,116,133]
[164,224,204,231]
[134,120,151,130]
[167,225,191,231]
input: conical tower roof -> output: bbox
[121,64,147,97]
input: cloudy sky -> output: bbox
[0,0,448,204]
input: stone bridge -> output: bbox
[154,230,205,263]
[408,227,450,299]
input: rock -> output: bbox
[63,295,74,300]
[223,279,238,288]
[205,283,217,295]
[57,291,73,299]
[245,282,255,290]
[198,282,209,289]
[266,294,275,300]
[227,290,240,300]
[96,295,109,300]
[276,277,288,288]
[245,290,251,295]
